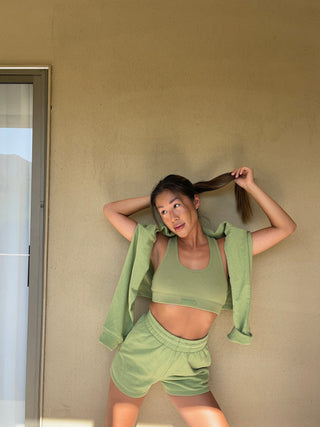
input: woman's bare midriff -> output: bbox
[149,301,218,340]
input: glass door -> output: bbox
[0,83,33,427]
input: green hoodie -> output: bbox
[99,221,253,350]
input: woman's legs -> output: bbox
[168,391,229,427]
[104,378,145,427]
[104,383,228,427]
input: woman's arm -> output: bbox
[231,167,297,256]
[103,196,150,241]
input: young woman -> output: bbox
[100,166,296,427]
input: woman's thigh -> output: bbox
[168,391,229,427]
[104,378,145,427]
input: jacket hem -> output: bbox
[227,327,252,345]
[99,328,122,350]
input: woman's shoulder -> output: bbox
[151,232,169,271]
[154,232,169,253]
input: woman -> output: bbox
[100,166,296,427]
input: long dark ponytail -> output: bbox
[150,172,252,224]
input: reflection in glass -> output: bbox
[0,84,33,427]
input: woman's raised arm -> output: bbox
[103,196,150,241]
[231,167,297,256]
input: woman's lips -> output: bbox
[174,223,185,232]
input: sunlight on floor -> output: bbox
[43,419,94,427]
[136,424,173,427]
[42,420,172,427]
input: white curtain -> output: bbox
[0,84,33,427]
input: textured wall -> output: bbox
[1,1,319,426]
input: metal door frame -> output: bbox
[0,66,51,427]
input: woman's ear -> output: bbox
[193,194,200,210]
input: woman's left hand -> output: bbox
[231,166,297,256]
[231,166,255,190]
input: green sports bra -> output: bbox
[152,236,228,314]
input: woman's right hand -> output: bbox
[231,166,255,190]
[103,196,150,241]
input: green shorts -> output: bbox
[110,310,211,398]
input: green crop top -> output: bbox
[152,236,228,314]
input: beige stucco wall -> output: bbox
[1,1,320,426]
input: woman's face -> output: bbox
[155,189,200,236]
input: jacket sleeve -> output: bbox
[99,224,157,350]
[223,223,253,345]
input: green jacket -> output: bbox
[99,221,253,350]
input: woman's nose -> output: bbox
[170,210,178,221]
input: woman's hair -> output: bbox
[150,172,252,224]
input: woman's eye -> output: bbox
[160,210,167,215]
[173,203,180,208]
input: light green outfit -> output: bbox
[99,221,253,350]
